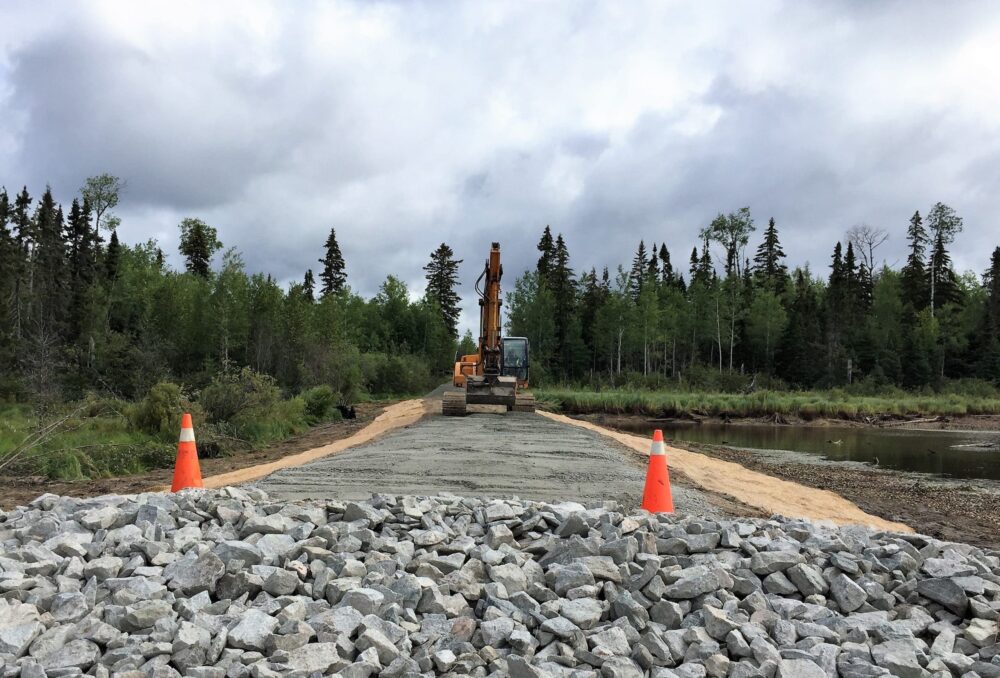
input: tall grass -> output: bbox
[535,388,1000,419]
[0,392,333,481]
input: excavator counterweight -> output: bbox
[444,242,534,416]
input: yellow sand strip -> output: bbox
[540,411,911,533]
[156,398,427,491]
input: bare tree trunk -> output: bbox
[616,327,623,375]
[930,261,936,318]
[715,294,723,372]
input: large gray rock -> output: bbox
[286,642,344,673]
[917,577,969,615]
[228,609,279,651]
[0,621,45,657]
[830,573,867,612]
[662,567,733,599]
[39,639,101,670]
[560,598,604,630]
[164,550,225,594]
[749,551,805,575]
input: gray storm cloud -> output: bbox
[1,1,998,334]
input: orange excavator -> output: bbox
[443,242,535,416]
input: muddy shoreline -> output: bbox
[577,412,1000,550]
[583,411,1000,432]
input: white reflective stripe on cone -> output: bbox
[179,428,196,443]
[650,441,665,456]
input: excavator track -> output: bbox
[442,391,468,417]
[513,393,536,412]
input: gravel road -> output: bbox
[254,410,724,517]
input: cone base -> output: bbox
[171,447,204,492]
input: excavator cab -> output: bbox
[501,336,529,387]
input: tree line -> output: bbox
[0,176,466,404]
[508,207,1000,390]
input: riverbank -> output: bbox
[583,411,1000,433]
[571,412,1000,549]
[676,440,1000,551]
[537,387,1000,424]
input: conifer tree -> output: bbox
[976,247,1000,382]
[423,243,463,337]
[302,269,315,302]
[928,233,959,308]
[901,211,928,310]
[178,218,222,278]
[646,241,660,284]
[105,230,121,281]
[752,217,788,292]
[777,270,823,386]
[0,189,15,356]
[629,240,648,300]
[658,243,674,286]
[31,187,68,335]
[318,227,347,295]
[925,202,963,316]
[536,226,555,286]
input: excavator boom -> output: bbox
[443,242,535,416]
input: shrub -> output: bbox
[127,382,193,437]
[200,367,281,424]
[302,385,338,424]
[361,353,436,397]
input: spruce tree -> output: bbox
[629,240,648,300]
[105,230,121,281]
[31,188,68,336]
[901,210,928,310]
[536,226,555,286]
[318,227,347,295]
[0,189,15,357]
[752,217,788,292]
[658,243,675,286]
[976,247,1000,382]
[928,233,959,308]
[550,234,582,377]
[302,269,315,302]
[925,202,963,316]
[178,218,222,278]
[646,241,660,284]
[777,270,823,386]
[423,243,463,337]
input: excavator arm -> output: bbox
[443,242,535,416]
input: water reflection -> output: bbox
[608,420,1000,480]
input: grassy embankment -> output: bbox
[535,388,1000,420]
[0,377,348,481]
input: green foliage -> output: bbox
[538,386,1000,420]
[127,382,191,437]
[361,353,436,397]
[302,385,339,423]
[178,217,223,278]
[200,367,281,425]
[424,243,463,337]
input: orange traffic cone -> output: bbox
[171,413,204,492]
[641,429,674,513]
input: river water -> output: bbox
[607,420,1000,480]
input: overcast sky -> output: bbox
[2,1,998,334]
